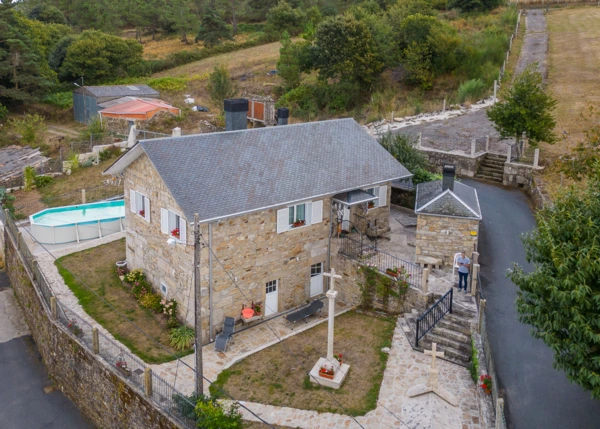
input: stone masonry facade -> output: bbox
[415,214,479,266]
[124,152,393,341]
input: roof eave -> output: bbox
[103,144,144,175]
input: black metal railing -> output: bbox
[338,234,423,290]
[415,288,453,347]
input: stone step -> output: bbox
[422,331,472,354]
[478,168,504,177]
[475,173,503,183]
[481,161,505,169]
[485,154,507,161]
[436,317,471,336]
[419,337,471,365]
[431,326,471,344]
[479,164,504,173]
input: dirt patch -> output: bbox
[211,311,395,416]
[56,239,191,363]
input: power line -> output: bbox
[9,214,275,429]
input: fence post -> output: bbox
[495,398,505,428]
[81,189,86,204]
[50,297,57,319]
[471,264,480,296]
[534,148,540,167]
[421,268,429,294]
[442,97,446,112]
[478,299,486,333]
[92,327,99,354]
[144,367,153,397]
[493,80,498,104]
[172,127,182,137]
[506,145,511,163]
[471,139,476,156]
[471,251,479,265]
[418,132,422,149]
[485,135,490,152]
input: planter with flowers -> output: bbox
[480,374,492,394]
[334,353,343,365]
[385,267,400,278]
[368,201,375,209]
[116,359,132,377]
[319,365,335,380]
[139,209,145,217]
[67,319,83,337]
[171,228,180,239]
[292,220,306,228]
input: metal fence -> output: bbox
[2,209,197,429]
[415,288,453,347]
[339,235,423,289]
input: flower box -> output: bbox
[171,228,180,238]
[292,220,306,228]
[117,366,132,378]
[138,210,145,217]
[386,269,399,278]
[368,202,375,209]
[319,371,335,380]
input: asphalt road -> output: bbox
[0,270,93,429]
[464,179,600,429]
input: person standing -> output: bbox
[457,251,470,293]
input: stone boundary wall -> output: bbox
[419,148,486,178]
[3,229,182,429]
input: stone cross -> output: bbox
[323,268,342,364]
[424,342,444,370]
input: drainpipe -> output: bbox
[209,222,214,341]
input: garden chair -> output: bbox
[452,252,462,282]
[214,316,236,352]
[285,300,324,329]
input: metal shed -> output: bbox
[72,85,160,124]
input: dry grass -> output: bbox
[56,239,192,363]
[211,311,395,416]
[140,34,253,60]
[540,6,600,195]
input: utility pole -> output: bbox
[194,213,203,396]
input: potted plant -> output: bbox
[386,267,399,278]
[319,365,335,380]
[292,220,306,228]
[67,319,83,337]
[171,227,180,239]
[116,359,132,377]
[334,353,343,365]
[139,209,145,217]
[368,201,375,209]
[480,374,492,394]
[253,303,262,316]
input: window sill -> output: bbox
[289,223,309,231]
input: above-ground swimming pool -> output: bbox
[30,200,125,244]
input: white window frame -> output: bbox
[161,208,186,244]
[365,185,387,209]
[277,199,322,234]
[160,282,168,296]
[130,190,150,222]
[289,203,307,228]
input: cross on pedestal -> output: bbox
[323,268,342,364]
[424,342,445,388]
[407,342,458,406]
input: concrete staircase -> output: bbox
[475,153,505,183]
[400,302,476,367]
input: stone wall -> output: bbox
[124,155,394,340]
[503,161,542,190]
[419,149,485,178]
[4,230,180,429]
[0,219,5,267]
[415,214,479,266]
[390,187,416,210]
[347,185,391,234]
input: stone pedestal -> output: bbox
[309,357,350,390]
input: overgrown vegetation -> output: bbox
[359,264,409,312]
[378,132,439,184]
[173,393,245,429]
[469,336,479,383]
[207,65,238,113]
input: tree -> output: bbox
[448,0,502,12]
[207,65,238,112]
[312,15,383,89]
[509,180,600,399]
[60,30,143,83]
[378,132,438,184]
[265,1,306,36]
[195,9,233,48]
[28,4,68,25]
[167,0,199,44]
[49,34,78,77]
[487,65,557,147]
[276,31,303,91]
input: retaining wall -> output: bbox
[3,229,181,429]
[419,148,486,178]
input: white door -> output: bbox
[342,205,351,231]
[310,263,324,297]
[265,280,278,316]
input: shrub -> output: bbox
[469,336,479,383]
[9,114,47,146]
[458,78,486,103]
[140,293,164,313]
[162,298,178,318]
[41,92,73,109]
[0,104,7,121]
[99,145,121,161]
[196,399,244,429]
[24,166,36,191]
[66,152,80,172]
[207,66,238,112]
[34,175,54,188]
[170,325,195,351]
[147,77,187,92]
[166,316,180,329]
[125,268,146,284]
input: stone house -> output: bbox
[104,110,411,342]
[414,165,482,267]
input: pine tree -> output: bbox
[195,9,233,48]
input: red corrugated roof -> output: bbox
[99,98,180,120]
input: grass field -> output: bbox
[541,6,600,194]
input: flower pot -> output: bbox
[117,367,132,378]
[483,387,491,394]
[319,372,335,380]
[116,261,127,268]
[386,270,399,278]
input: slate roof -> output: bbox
[78,85,159,99]
[105,118,411,222]
[0,146,48,183]
[415,180,481,219]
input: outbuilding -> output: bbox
[72,85,159,124]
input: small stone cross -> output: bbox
[323,268,342,292]
[424,342,444,370]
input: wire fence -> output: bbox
[2,209,198,429]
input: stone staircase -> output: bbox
[400,300,476,367]
[475,153,505,183]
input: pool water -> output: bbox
[32,201,125,226]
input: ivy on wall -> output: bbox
[358,264,409,312]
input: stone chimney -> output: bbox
[277,107,289,126]
[224,99,248,131]
[442,165,455,192]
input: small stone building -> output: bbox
[414,165,481,267]
[104,105,411,342]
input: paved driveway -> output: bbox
[0,270,93,429]
[464,179,600,429]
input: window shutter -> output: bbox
[276,208,289,233]
[144,197,150,222]
[311,200,323,224]
[379,185,388,207]
[161,209,168,234]
[130,190,136,213]
[305,201,312,225]
[179,217,187,244]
